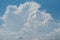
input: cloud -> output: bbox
[0,1,60,40]
[0,30,18,40]
[48,28,60,40]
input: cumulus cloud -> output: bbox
[0,1,60,40]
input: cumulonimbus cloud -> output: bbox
[0,1,60,40]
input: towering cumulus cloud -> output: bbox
[0,1,60,40]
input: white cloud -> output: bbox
[0,29,19,40]
[0,1,60,40]
[48,28,60,40]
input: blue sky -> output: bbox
[0,0,60,20]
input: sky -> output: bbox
[0,0,60,40]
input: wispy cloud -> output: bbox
[0,1,60,40]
